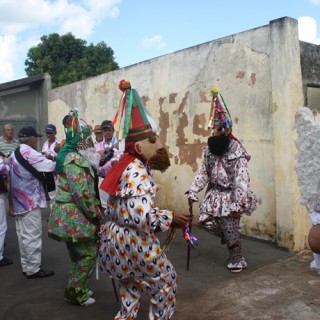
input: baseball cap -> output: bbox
[18,126,43,138]
[45,124,57,133]
[101,120,113,130]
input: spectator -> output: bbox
[96,120,121,209]
[0,157,11,266]
[9,126,55,278]
[42,124,60,161]
[0,123,20,266]
[0,123,19,157]
[93,125,103,146]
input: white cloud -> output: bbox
[298,16,320,44]
[0,34,16,83]
[0,0,121,83]
[310,0,320,5]
[142,35,166,49]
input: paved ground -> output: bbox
[1,209,320,320]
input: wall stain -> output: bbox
[236,71,245,79]
[199,90,210,103]
[94,80,113,94]
[177,142,206,172]
[250,73,256,85]
[194,113,210,137]
[169,93,177,104]
[158,97,172,157]
[175,91,207,171]
[141,96,150,105]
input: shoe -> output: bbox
[80,297,96,306]
[26,268,55,279]
[0,257,13,266]
[64,297,96,307]
[229,267,243,273]
[88,290,93,297]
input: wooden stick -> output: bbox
[187,200,193,271]
[111,278,119,302]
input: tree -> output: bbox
[25,33,119,88]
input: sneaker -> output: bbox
[88,290,93,297]
[229,267,243,273]
[0,257,13,266]
[26,268,55,279]
[80,297,96,306]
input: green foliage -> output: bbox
[25,33,119,88]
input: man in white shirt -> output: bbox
[96,120,120,210]
[42,124,60,161]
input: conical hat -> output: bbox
[113,80,157,144]
[208,87,232,130]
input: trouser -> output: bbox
[211,216,245,267]
[115,265,177,320]
[0,194,7,260]
[64,239,98,304]
[15,207,42,275]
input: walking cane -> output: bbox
[111,278,119,302]
[187,199,194,271]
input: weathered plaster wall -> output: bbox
[0,74,51,149]
[48,17,306,251]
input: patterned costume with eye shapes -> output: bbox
[185,139,257,270]
[99,158,176,320]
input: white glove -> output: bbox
[309,211,320,225]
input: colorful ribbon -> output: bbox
[183,223,198,248]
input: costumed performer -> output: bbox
[48,110,102,306]
[185,87,257,273]
[99,80,190,319]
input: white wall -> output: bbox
[48,17,307,251]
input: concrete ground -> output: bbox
[1,209,319,320]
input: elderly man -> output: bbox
[0,123,19,157]
[48,111,101,306]
[99,80,190,320]
[0,123,19,267]
[9,126,55,278]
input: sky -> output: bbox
[0,0,320,84]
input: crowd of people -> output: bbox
[0,81,259,319]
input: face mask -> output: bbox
[77,135,100,169]
[148,147,171,172]
[77,135,95,150]
[208,134,230,156]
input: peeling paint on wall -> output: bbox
[250,73,257,85]
[236,71,245,79]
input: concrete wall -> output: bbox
[300,41,320,108]
[0,74,51,149]
[48,17,307,251]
